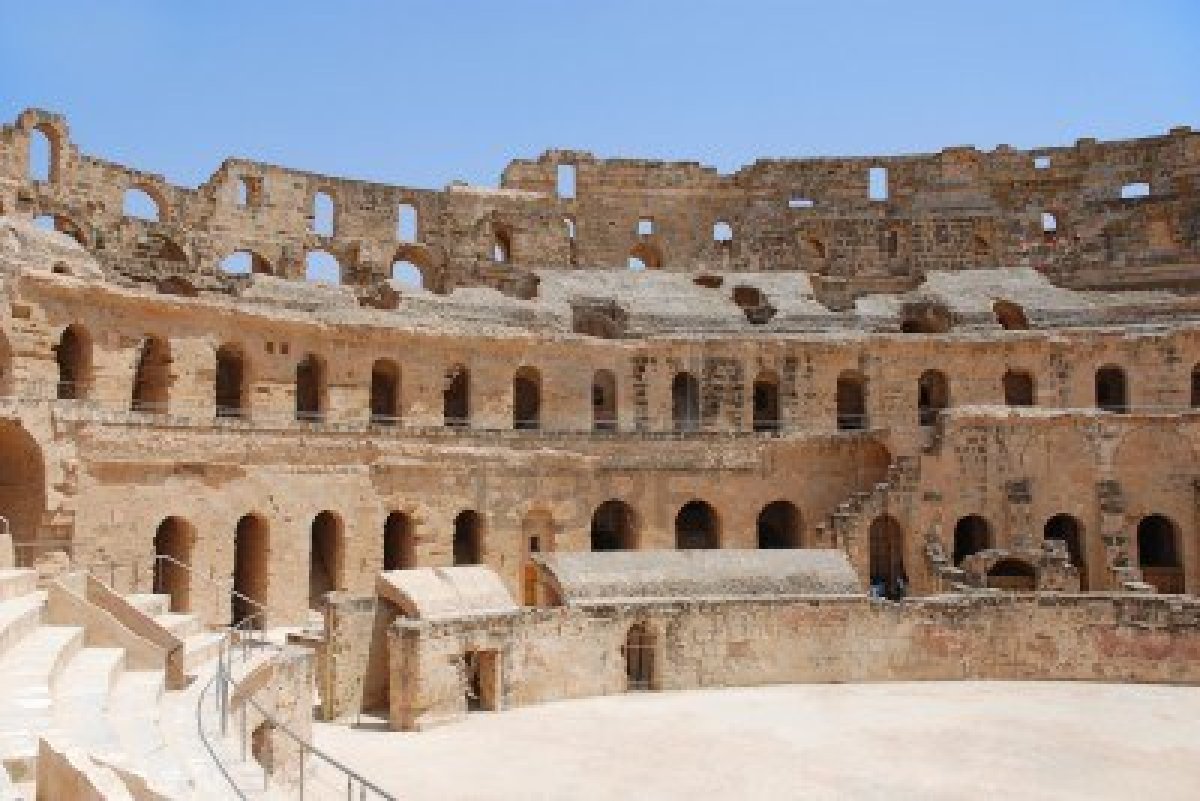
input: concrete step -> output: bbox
[155,612,202,639]
[0,626,84,779]
[0,594,45,663]
[53,648,126,764]
[109,671,193,799]
[0,572,37,604]
[158,664,255,799]
[183,632,225,674]
[124,593,170,617]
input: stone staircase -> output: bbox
[0,571,268,799]
[812,455,920,553]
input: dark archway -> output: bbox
[233,514,269,627]
[993,300,1029,330]
[513,366,541,430]
[752,371,780,432]
[153,516,194,613]
[295,354,326,422]
[215,344,247,419]
[383,511,414,571]
[987,558,1036,591]
[917,369,949,426]
[1138,514,1182,594]
[953,515,992,565]
[757,501,800,548]
[592,369,617,431]
[453,510,482,565]
[624,623,656,691]
[444,365,469,428]
[675,500,719,550]
[371,359,400,425]
[309,511,344,609]
[869,515,906,598]
[131,336,171,412]
[837,370,867,430]
[0,423,47,562]
[591,500,637,551]
[672,372,700,432]
[1003,369,1035,407]
[1044,514,1087,590]
[1095,365,1127,413]
[56,324,92,400]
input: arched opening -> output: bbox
[836,370,867,430]
[305,250,341,284]
[453,510,482,565]
[232,514,269,627]
[0,423,47,562]
[1044,514,1087,590]
[215,344,247,419]
[592,369,617,431]
[443,364,469,428]
[521,510,555,605]
[123,188,162,222]
[757,501,800,549]
[629,242,662,271]
[591,500,637,551]
[152,517,194,613]
[56,325,92,400]
[672,372,700,432]
[313,191,335,236]
[953,515,992,565]
[33,214,84,246]
[1095,365,1128,413]
[513,366,541,430]
[900,303,952,334]
[869,515,906,599]
[131,336,171,413]
[987,558,1037,591]
[752,371,780,432]
[993,300,1029,330]
[370,359,400,426]
[713,221,733,244]
[624,623,655,691]
[1138,514,1182,594]
[295,354,326,422]
[1003,369,1035,407]
[383,511,415,571]
[397,203,418,242]
[917,369,949,426]
[309,511,344,609]
[28,126,54,182]
[493,228,512,263]
[675,500,719,550]
[1041,211,1059,242]
[391,260,424,289]
[219,251,272,276]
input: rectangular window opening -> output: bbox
[557,164,576,199]
[1033,155,1051,170]
[788,197,815,209]
[868,166,888,201]
[1120,182,1150,200]
[637,218,653,236]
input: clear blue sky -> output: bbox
[2,1,1197,190]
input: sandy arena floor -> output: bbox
[312,682,1200,800]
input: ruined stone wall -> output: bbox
[2,109,1197,295]
[390,593,1200,730]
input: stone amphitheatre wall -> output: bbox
[1,109,1198,295]
[387,592,1200,730]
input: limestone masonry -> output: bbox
[0,107,1198,792]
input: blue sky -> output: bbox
[1,1,1197,189]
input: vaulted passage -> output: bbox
[0,423,47,562]
[987,558,1036,591]
[917,369,949,426]
[233,514,269,627]
[869,515,906,598]
[1044,514,1087,590]
[1138,514,1182,594]
[295,354,326,422]
[753,372,780,432]
[383,511,414,571]
[757,501,800,548]
[153,516,194,613]
[56,324,92,400]
[371,359,400,425]
[453,510,482,565]
[675,500,719,550]
[309,511,344,609]
[1095,365,1127,413]
[836,370,867,430]
[672,372,700,431]
[444,365,470,427]
[624,623,655,691]
[513,366,541,430]
[953,515,991,565]
[592,369,617,431]
[215,344,247,418]
[591,500,637,551]
[131,336,171,412]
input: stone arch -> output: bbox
[953,515,992,565]
[219,250,272,276]
[370,359,401,425]
[391,244,430,289]
[757,501,800,549]
[153,516,194,613]
[123,185,166,222]
[232,514,269,627]
[987,558,1036,591]
[592,369,617,431]
[309,510,344,608]
[312,191,335,237]
[1095,365,1128,413]
[675,500,719,550]
[383,511,415,571]
[305,250,340,284]
[0,423,47,560]
[444,364,470,427]
[1003,369,1035,407]
[27,124,59,183]
[1137,514,1182,594]
[993,300,1029,330]
[672,371,700,432]
[492,226,513,263]
[869,515,906,597]
[837,369,867,430]
[624,622,656,691]
[513,366,541,430]
[295,353,326,422]
[215,343,248,419]
[917,369,949,426]
[629,241,662,271]
[55,324,92,400]
[591,500,638,552]
[131,336,171,413]
[900,302,952,334]
[752,370,780,432]
[1044,513,1087,590]
[453,510,482,565]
